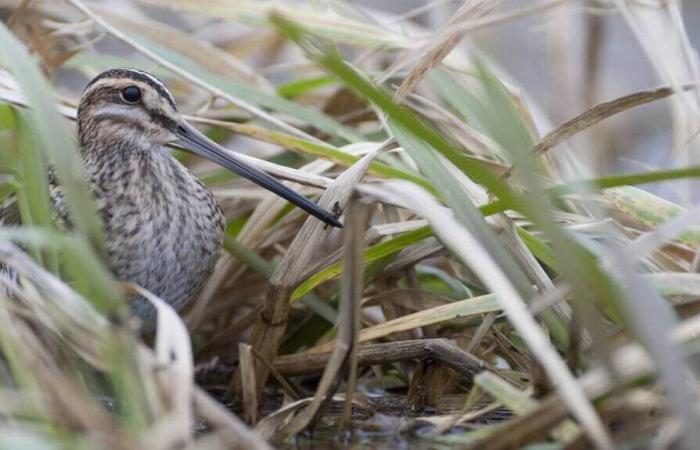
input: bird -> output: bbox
[1,67,342,330]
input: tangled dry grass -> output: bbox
[1,0,700,449]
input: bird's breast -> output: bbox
[89,151,225,325]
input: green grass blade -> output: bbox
[13,112,56,269]
[292,226,432,301]
[0,23,106,257]
[551,166,700,196]
[429,68,536,159]
[516,227,558,270]
[0,23,122,313]
[277,76,336,98]
[388,122,536,292]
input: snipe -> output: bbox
[4,68,342,329]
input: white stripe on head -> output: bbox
[85,68,178,111]
[93,103,151,122]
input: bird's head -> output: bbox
[77,68,342,228]
[78,68,180,147]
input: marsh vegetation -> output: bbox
[1,1,700,449]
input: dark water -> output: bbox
[280,418,564,450]
[271,393,518,450]
[279,416,468,450]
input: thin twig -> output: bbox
[273,339,489,378]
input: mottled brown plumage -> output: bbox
[2,68,341,330]
[74,69,224,327]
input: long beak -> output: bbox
[175,121,342,228]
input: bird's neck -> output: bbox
[80,134,172,192]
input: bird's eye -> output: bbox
[121,86,142,104]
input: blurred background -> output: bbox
[354,0,700,202]
[78,0,700,204]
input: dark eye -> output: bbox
[121,86,141,103]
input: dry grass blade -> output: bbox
[277,196,368,438]
[250,346,299,400]
[383,0,568,95]
[624,203,700,258]
[309,293,501,353]
[613,0,700,206]
[238,343,257,424]
[643,272,700,297]
[255,394,372,441]
[607,207,700,446]
[96,7,273,90]
[391,0,495,101]
[243,148,378,395]
[0,240,271,449]
[474,372,536,415]
[0,297,132,449]
[503,83,698,179]
[0,237,112,367]
[186,157,338,330]
[438,0,569,38]
[611,273,700,449]
[254,398,313,441]
[338,198,368,431]
[475,372,580,443]
[0,83,76,118]
[134,0,407,48]
[0,242,144,441]
[600,185,700,249]
[117,283,195,449]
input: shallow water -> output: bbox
[272,393,514,450]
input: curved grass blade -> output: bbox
[278,76,337,98]
[0,22,122,312]
[0,23,104,254]
[311,293,501,353]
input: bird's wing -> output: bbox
[0,168,59,226]
[0,183,68,227]
[0,196,20,289]
[0,195,21,225]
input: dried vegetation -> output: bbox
[1,0,700,449]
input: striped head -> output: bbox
[77,68,180,150]
[76,68,343,228]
